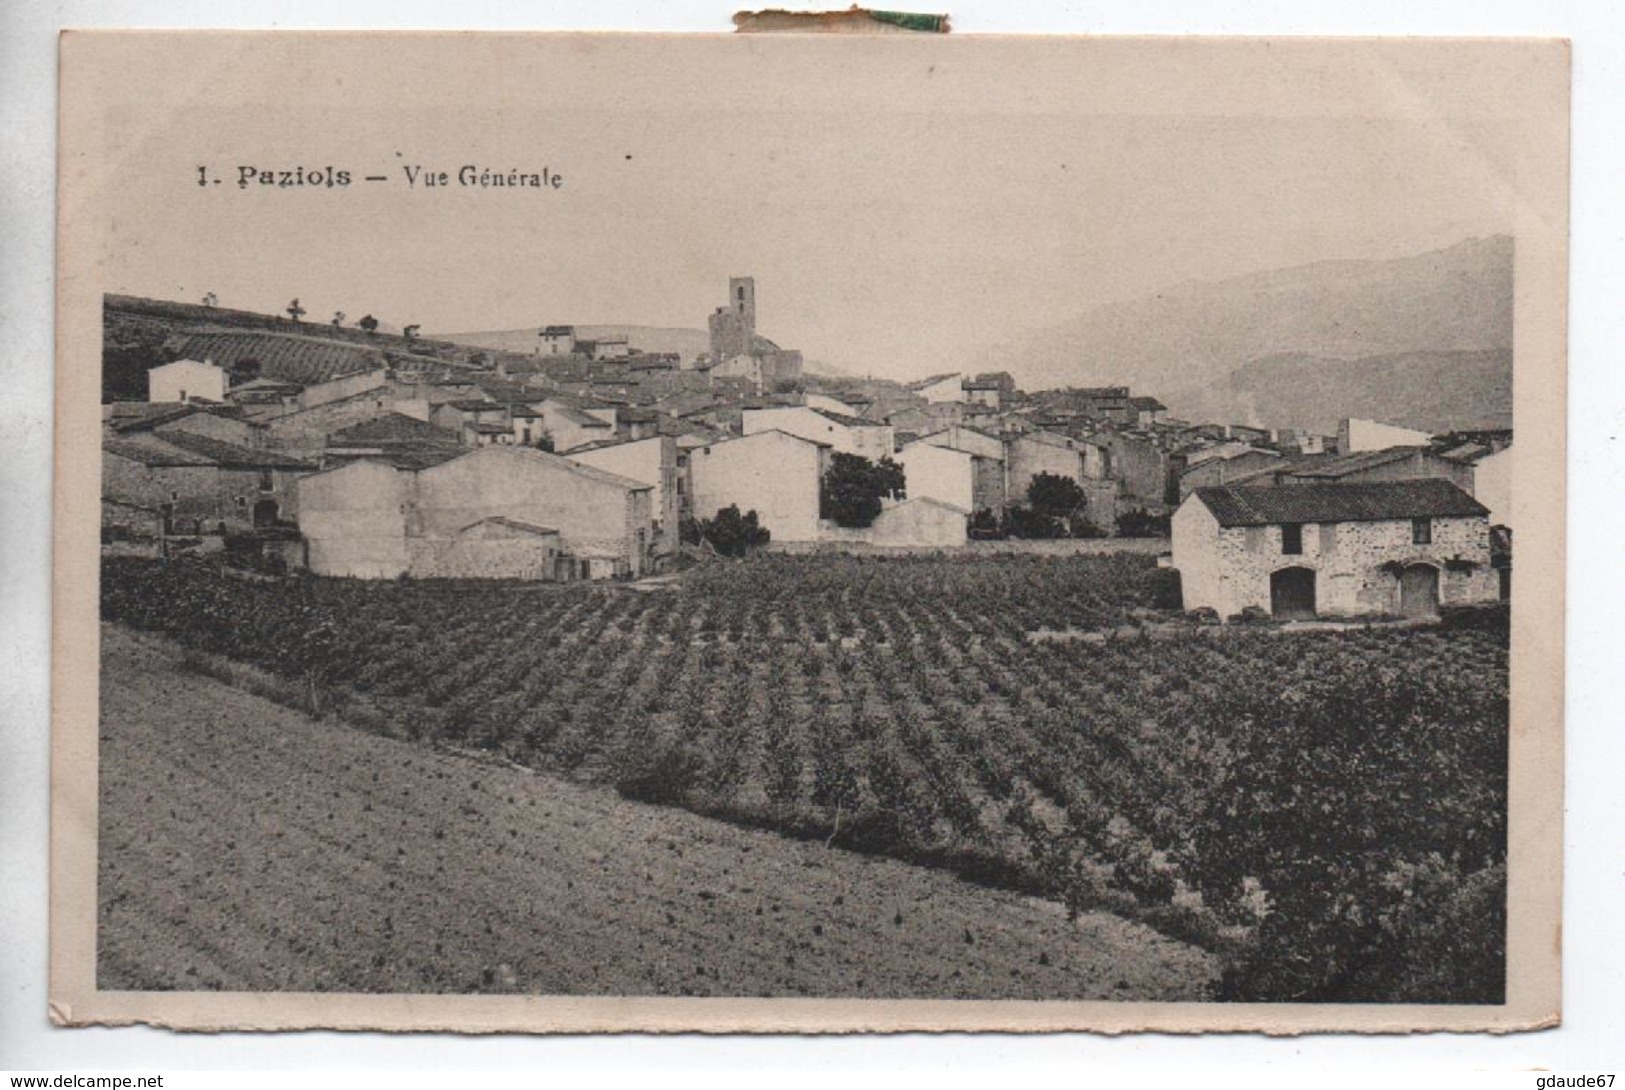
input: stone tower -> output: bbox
[729,276,756,335]
[709,276,758,364]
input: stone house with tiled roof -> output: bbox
[1172,479,1498,620]
[296,446,654,580]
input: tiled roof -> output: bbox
[809,407,880,429]
[1194,480,1488,527]
[104,438,216,468]
[150,431,317,470]
[905,372,963,390]
[1288,446,1436,479]
[327,413,457,445]
[109,402,253,434]
[552,404,613,428]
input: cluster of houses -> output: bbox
[99,282,1514,619]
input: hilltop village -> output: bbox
[101,279,1513,620]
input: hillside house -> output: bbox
[148,358,227,404]
[322,413,462,469]
[961,377,1004,410]
[895,439,976,514]
[538,325,576,355]
[587,337,631,361]
[567,435,682,560]
[742,406,895,463]
[918,425,1007,513]
[1005,430,1108,505]
[689,430,830,543]
[106,402,261,447]
[1176,446,1283,499]
[296,446,654,580]
[1128,396,1167,428]
[1284,446,1475,493]
[256,388,399,457]
[103,433,315,534]
[804,392,864,417]
[1098,429,1172,506]
[534,397,617,453]
[507,406,546,447]
[430,399,513,446]
[886,402,964,436]
[1172,480,1497,621]
[1072,387,1132,423]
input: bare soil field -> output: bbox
[98,623,1217,998]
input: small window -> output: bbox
[235,496,247,507]
[1412,517,1433,545]
[259,470,274,492]
[1281,524,1303,555]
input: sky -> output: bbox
[82,34,1561,381]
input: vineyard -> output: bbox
[100,553,1509,1002]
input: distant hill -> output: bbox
[981,235,1514,430]
[1167,348,1513,436]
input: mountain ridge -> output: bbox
[980,235,1514,431]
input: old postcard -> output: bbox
[53,32,1568,1033]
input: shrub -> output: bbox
[693,505,771,557]
[1142,567,1183,611]
[1117,508,1171,537]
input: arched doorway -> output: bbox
[1398,563,1440,618]
[1270,567,1317,621]
[253,499,280,528]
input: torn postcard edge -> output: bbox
[734,6,949,33]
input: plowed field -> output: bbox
[98,624,1217,998]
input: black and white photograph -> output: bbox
[50,31,1568,1034]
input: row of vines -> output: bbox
[101,554,1508,1002]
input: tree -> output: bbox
[332,310,346,327]
[1028,471,1087,521]
[286,298,306,323]
[1006,472,1088,539]
[820,452,907,529]
[201,292,218,308]
[691,505,770,557]
[357,314,379,335]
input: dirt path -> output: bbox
[97,624,1217,998]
